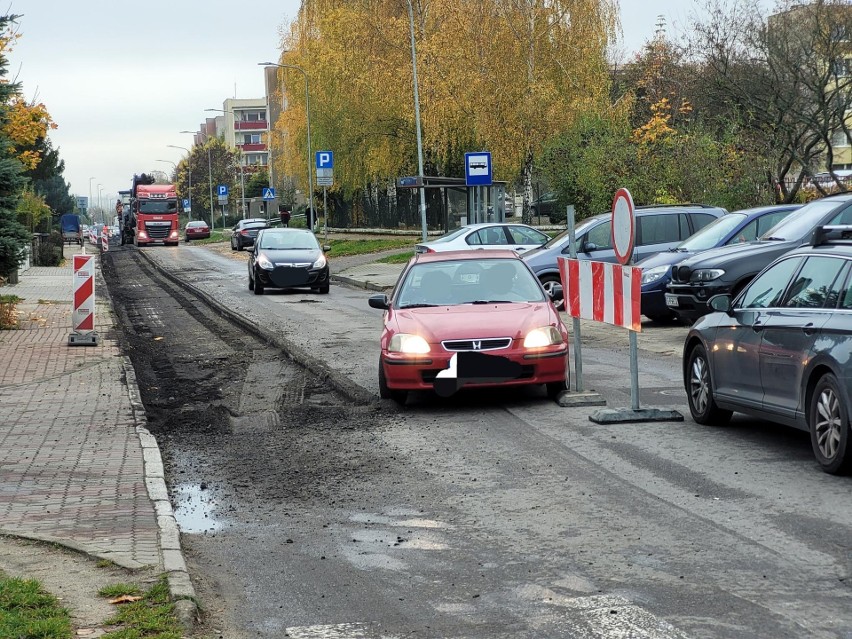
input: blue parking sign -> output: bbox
[316,151,333,169]
[217,185,228,196]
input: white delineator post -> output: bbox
[101,225,109,252]
[69,253,98,346]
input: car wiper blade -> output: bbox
[470,300,514,304]
[399,303,441,309]
[761,236,785,241]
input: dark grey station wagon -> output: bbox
[682,226,852,474]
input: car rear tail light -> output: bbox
[241,229,249,236]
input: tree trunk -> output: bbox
[521,148,534,226]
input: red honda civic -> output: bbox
[368,250,569,404]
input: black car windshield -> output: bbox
[679,214,746,251]
[542,216,603,249]
[259,230,319,250]
[396,258,545,307]
[759,199,849,241]
[243,222,267,229]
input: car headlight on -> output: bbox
[523,326,563,348]
[692,268,725,282]
[313,254,327,269]
[388,333,430,354]
[641,265,668,285]
[257,254,275,270]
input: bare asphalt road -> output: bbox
[104,242,852,639]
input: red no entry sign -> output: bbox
[611,188,635,265]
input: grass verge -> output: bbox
[325,238,414,258]
[0,572,185,639]
[0,574,72,638]
[190,230,226,245]
[376,250,415,264]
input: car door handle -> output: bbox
[514,246,524,251]
[802,322,816,336]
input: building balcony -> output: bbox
[235,121,268,131]
[238,143,267,152]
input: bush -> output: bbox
[0,294,22,329]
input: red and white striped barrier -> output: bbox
[558,257,642,332]
[101,225,109,252]
[69,253,97,345]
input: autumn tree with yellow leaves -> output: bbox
[273,0,617,226]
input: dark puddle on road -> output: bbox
[172,482,224,533]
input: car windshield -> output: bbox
[759,199,847,241]
[428,228,470,244]
[139,201,177,214]
[243,222,267,229]
[259,231,319,250]
[541,216,602,249]
[396,258,546,307]
[678,213,746,251]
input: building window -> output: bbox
[832,130,851,147]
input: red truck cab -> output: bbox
[134,183,179,247]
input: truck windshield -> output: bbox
[139,201,177,214]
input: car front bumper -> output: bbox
[381,344,568,391]
[665,281,731,321]
[256,265,330,289]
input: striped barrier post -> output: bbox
[68,253,98,346]
[558,258,642,332]
[101,224,109,252]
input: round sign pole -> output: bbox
[610,188,640,411]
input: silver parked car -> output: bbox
[415,223,549,255]
[682,225,852,474]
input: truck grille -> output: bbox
[145,221,171,239]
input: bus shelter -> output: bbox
[397,176,509,231]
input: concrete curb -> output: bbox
[121,357,198,631]
[330,273,392,293]
[136,250,379,407]
[98,253,198,631]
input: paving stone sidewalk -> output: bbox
[0,248,162,570]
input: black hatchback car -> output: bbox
[682,225,852,474]
[231,219,269,251]
[248,228,330,295]
[666,194,852,322]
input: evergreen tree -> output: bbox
[0,14,29,280]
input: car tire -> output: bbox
[378,359,407,405]
[646,312,676,324]
[230,237,237,251]
[686,344,732,425]
[539,275,564,312]
[248,272,254,291]
[545,381,566,400]
[253,271,264,295]
[809,373,852,475]
[316,284,330,294]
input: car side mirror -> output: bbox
[547,283,564,302]
[583,241,598,252]
[708,294,732,314]
[368,294,389,310]
[322,245,331,252]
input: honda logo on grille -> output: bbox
[472,340,482,350]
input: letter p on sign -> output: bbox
[316,151,333,169]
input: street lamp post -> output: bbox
[205,108,246,219]
[167,144,193,222]
[88,177,95,220]
[97,184,104,222]
[259,61,315,232]
[404,0,428,241]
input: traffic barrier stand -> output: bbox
[101,225,109,252]
[558,255,681,423]
[68,248,98,346]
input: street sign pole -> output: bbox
[566,205,583,392]
[323,187,328,242]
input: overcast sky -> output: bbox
[10,0,775,208]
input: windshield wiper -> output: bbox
[399,303,441,309]
[761,236,786,241]
[470,300,514,304]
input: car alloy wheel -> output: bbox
[539,275,564,312]
[809,374,851,474]
[686,344,731,425]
